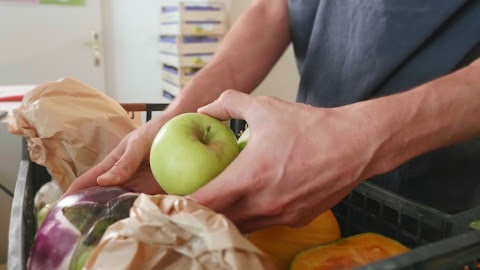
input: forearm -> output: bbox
[163,0,291,118]
[354,59,480,178]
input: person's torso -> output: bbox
[289,0,480,106]
[288,0,480,214]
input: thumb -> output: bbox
[188,150,252,212]
[198,90,254,121]
[97,143,145,186]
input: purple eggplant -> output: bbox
[28,186,138,270]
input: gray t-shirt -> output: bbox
[288,0,480,213]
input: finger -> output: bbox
[230,199,296,234]
[62,147,123,197]
[236,207,319,234]
[238,210,318,234]
[198,90,254,121]
[240,189,349,233]
[97,141,144,186]
[188,149,254,212]
[63,175,96,198]
[239,215,282,234]
[220,202,263,232]
[123,166,164,195]
[226,187,348,233]
[218,187,290,233]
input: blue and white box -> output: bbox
[160,2,226,23]
[159,36,221,54]
[160,20,227,36]
[162,64,201,87]
[159,51,214,68]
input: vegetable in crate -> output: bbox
[290,232,410,270]
[34,180,64,228]
[248,210,341,270]
[28,186,138,270]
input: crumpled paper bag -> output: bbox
[85,194,275,270]
[8,78,137,191]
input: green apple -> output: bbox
[237,127,249,151]
[150,113,240,195]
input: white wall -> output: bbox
[0,1,105,91]
[102,0,167,103]
[103,0,299,104]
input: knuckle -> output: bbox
[262,201,287,216]
[255,96,280,107]
[246,166,291,217]
[282,211,304,227]
[129,133,144,147]
[253,96,270,107]
[248,166,270,191]
[219,89,237,100]
[112,159,134,179]
[251,96,281,117]
[248,169,264,189]
[257,193,290,217]
[283,207,316,228]
[128,134,149,157]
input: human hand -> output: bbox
[189,90,380,233]
[64,118,166,197]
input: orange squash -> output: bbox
[290,232,410,270]
[248,210,341,270]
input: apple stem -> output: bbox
[203,125,211,143]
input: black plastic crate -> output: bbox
[10,160,480,270]
[8,160,50,270]
[333,182,480,270]
[7,105,480,269]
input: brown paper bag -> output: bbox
[8,78,138,191]
[85,194,275,270]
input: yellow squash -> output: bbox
[248,210,341,270]
[290,232,410,270]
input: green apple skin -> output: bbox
[238,127,249,151]
[150,113,240,195]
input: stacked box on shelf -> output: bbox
[159,1,227,100]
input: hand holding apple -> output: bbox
[188,90,378,233]
[150,113,240,195]
[64,114,170,197]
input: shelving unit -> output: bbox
[159,1,228,100]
